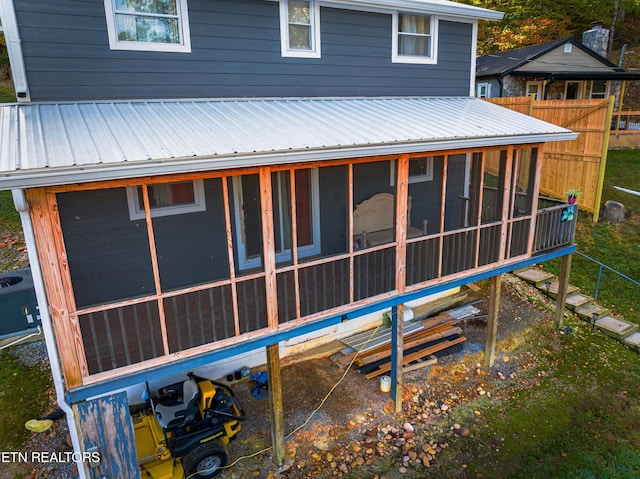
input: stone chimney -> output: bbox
[582,21,609,58]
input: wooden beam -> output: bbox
[555,253,573,329]
[498,148,514,262]
[390,304,404,412]
[526,145,545,255]
[266,343,285,467]
[259,167,279,331]
[26,189,85,387]
[141,185,169,356]
[484,274,501,368]
[221,177,241,336]
[391,154,409,412]
[395,154,409,293]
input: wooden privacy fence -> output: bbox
[486,96,614,221]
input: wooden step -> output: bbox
[541,281,579,300]
[515,268,556,288]
[575,303,610,322]
[622,332,640,353]
[595,316,639,341]
[565,293,593,312]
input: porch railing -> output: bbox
[78,196,577,376]
[533,200,577,254]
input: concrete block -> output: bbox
[622,332,640,353]
[576,303,609,321]
[515,269,555,287]
[595,316,639,341]
[544,281,579,300]
[565,293,593,312]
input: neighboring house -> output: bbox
[475,36,640,106]
[0,0,579,477]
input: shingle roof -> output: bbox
[476,37,622,78]
[0,96,576,189]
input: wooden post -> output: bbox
[267,343,285,467]
[390,304,404,412]
[26,189,85,387]
[555,253,573,329]
[485,274,501,369]
[593,96,615,223]
[260,169,285,466]
[391,154,409,412]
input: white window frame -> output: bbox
[280,0,321,58]
[564,81,583,100]
[589,80,609,99]
[390,157,434,185]
[126,180,206,220]
[526,81,544,100]
[477,82,490,98]
[392,12,438,64]
[233,170,321,271]
[104,0,192,53]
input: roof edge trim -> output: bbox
[0,131,578,190]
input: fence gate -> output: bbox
[487,96,614,221]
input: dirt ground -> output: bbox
[3,219,556,479]
[219,275,555,479]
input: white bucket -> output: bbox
[380,375,391,393]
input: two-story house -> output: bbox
[0,0,578,477]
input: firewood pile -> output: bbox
[332,304,480,379]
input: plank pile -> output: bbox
[333,308,472,379]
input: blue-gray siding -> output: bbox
[57,160,464,308]
[15,0,473,101]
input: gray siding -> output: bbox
[15,0,473,101]
[58,179,230,308]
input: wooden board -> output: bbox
[74,391,140,478]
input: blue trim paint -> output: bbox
[66,245,575,403]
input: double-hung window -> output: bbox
[392,12,437,64]
[104,0,191,52]
[280,0,321,58]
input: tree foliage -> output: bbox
[462,0,640,55]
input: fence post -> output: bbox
[593,96,615,223]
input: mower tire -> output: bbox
[182,440,229,478]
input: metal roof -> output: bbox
[0,96,576,189]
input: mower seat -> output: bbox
[155,378,200,430]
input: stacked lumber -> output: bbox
[358,320,465,379]
[332,303,479,376]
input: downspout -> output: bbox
[12,189,88,479]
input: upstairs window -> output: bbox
[104,0,191,52]
[280,0,321,58]
[392,12,437,64]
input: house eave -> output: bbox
[0,132,577,190]
[509,71,640,81]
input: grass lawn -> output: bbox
[0,86,16,103]
[544,149,640,325]
[0,350,52,451]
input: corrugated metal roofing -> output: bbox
[0,96,576,189]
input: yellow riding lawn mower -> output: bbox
[132,373,245,478]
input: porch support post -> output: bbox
[555,253,573,330]
[267,343,285,467]
[390,304,404,412]
[391,154,409,412]
[485,274,501,369]
[259,168,285,466]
